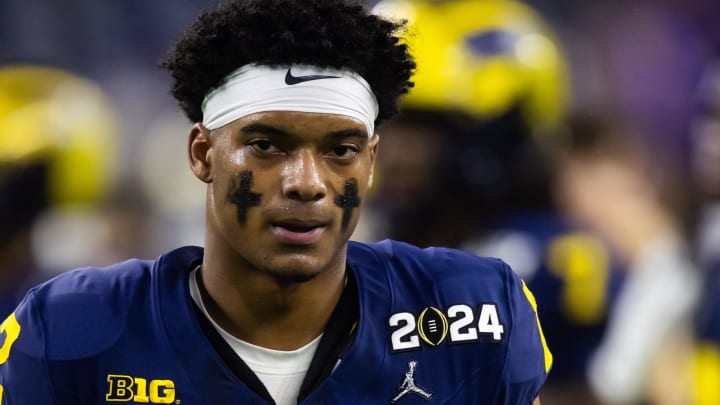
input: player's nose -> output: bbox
[281,149,327,202]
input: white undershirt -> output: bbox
[189,268,322,405]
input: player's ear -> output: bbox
[188,123,213,183]
[367,133,379,189]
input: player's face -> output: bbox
[193,111,378,282]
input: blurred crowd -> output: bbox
[1,0,719,404]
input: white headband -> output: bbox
[201,64,379,136]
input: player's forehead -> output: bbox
[228,110,369,142]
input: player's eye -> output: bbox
[328,144,359,160]
[249,139,282,155]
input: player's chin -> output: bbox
[268,268,319,284]
[260,252,330,284]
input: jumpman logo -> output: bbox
[390,361,433,403]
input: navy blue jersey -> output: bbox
[0,240,551,404]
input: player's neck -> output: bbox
[199,246,347,351]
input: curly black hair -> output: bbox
[162,0,415,125]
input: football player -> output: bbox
[0,0,550,404]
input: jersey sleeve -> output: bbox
[0,290,55,404]
[495,262,553,404]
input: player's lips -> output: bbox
[271,219,327,245]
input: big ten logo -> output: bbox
[388,304,505,352]
[106,375,177,404]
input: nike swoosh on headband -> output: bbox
[284,68,340,85]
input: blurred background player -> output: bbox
[554,113,700,405]
[369,1,624,402]
[0,65,120,319]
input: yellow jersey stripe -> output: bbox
[521,280,553,373]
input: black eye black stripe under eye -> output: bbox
[227,170,261,224]
[334,178,360,230]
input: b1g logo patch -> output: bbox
[388,304,504,351]
[106,375,177,404]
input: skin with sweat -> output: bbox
[188,110,378,350]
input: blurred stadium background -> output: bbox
[1,0,720,404]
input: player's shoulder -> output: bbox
[350,239,511,275]
[349,239,516,300]
[26,245,202,307]
[25,256,158,318]
[9,246,202,360]
[7,258,154,359]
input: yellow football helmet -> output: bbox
[373,0,570,136]
[0,65,118,206]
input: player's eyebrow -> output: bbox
[326,128,368,142]
[241,123,368,144]
[240,123,288,137]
